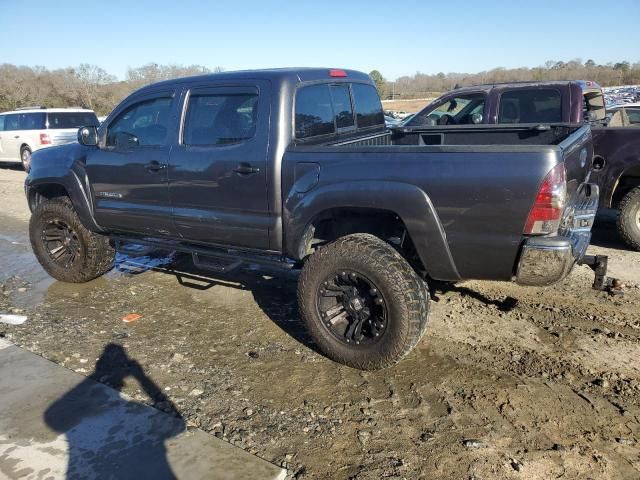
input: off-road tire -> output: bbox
[617,186,640,251]
[297,233,429,370]
[21,146,32,173]
[29,198,115,282]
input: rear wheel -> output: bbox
[617,186,640,251]
[29,198,115,282]
[21,146,32,172]
[297,233,429,370]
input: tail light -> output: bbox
[524,163,567,235]
[40,133,51,145]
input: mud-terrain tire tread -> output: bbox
[298,233,429,370]
[617,186,640,251]
[29,197,114,283]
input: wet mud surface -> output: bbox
[2,167,640,479]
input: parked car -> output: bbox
[25,68,600,369]
[606,103,640,126]
[0,107,99,171]
[401,81,640,250]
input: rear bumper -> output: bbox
[516,183,598,286]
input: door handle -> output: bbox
[233,163,260,175]
[14,135,20,139]
[145,161,166,172]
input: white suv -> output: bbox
[0,107,99,171]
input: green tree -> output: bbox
[369,70,386,98]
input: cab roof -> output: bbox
[137,67,374,92]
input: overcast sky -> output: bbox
[2,0,639,81]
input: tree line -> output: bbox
[371,59,640,99]
[2,59,639,115]
[0,63,222,115]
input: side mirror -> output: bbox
[77,126,98,146]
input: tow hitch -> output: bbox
[577,255,623,295]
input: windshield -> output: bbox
[408,93,485,126]
[47,112,99,129]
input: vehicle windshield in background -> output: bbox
[47,112,99,129]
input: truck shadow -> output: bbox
[113,248,319,355]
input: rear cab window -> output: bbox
[498,88,562,124]
[294,82,384,141]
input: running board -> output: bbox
[192,252,242,273]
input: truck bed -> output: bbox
[330,124,581,147]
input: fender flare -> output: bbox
[284,181,461,281]
[26,167,104,233]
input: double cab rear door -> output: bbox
[86,79,271,250]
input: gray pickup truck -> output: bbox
[25,68,599,369]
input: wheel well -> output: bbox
[300,207,425,272]
[612,166,640,208]
[20,143,31,153]
[28,184,69,212]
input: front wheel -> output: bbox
[617,186,640,251]
[297,233,429,370]
[29,198,115,283]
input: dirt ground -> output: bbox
[2,165,640,479]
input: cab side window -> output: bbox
[107,97,173,148]
[295,84,335,139]
[183,93,258,146]
[352,83,384,128]
[498,89,562,124]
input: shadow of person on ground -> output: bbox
[44,343,185,479]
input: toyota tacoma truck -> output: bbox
[25,68,600,370]
[403,80,640,250]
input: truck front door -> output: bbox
[168,82,271,250]
[86,90,178,236]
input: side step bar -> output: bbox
[113,236,296,273]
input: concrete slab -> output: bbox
[0,338,286,480]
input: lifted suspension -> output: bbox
[577,254,623,295]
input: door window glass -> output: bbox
[408,93,485,126]
[0,116,4,131]
[47,112,99,129]
[106,97,173,147]
[4,114,20,131]
[183,93,258,146]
